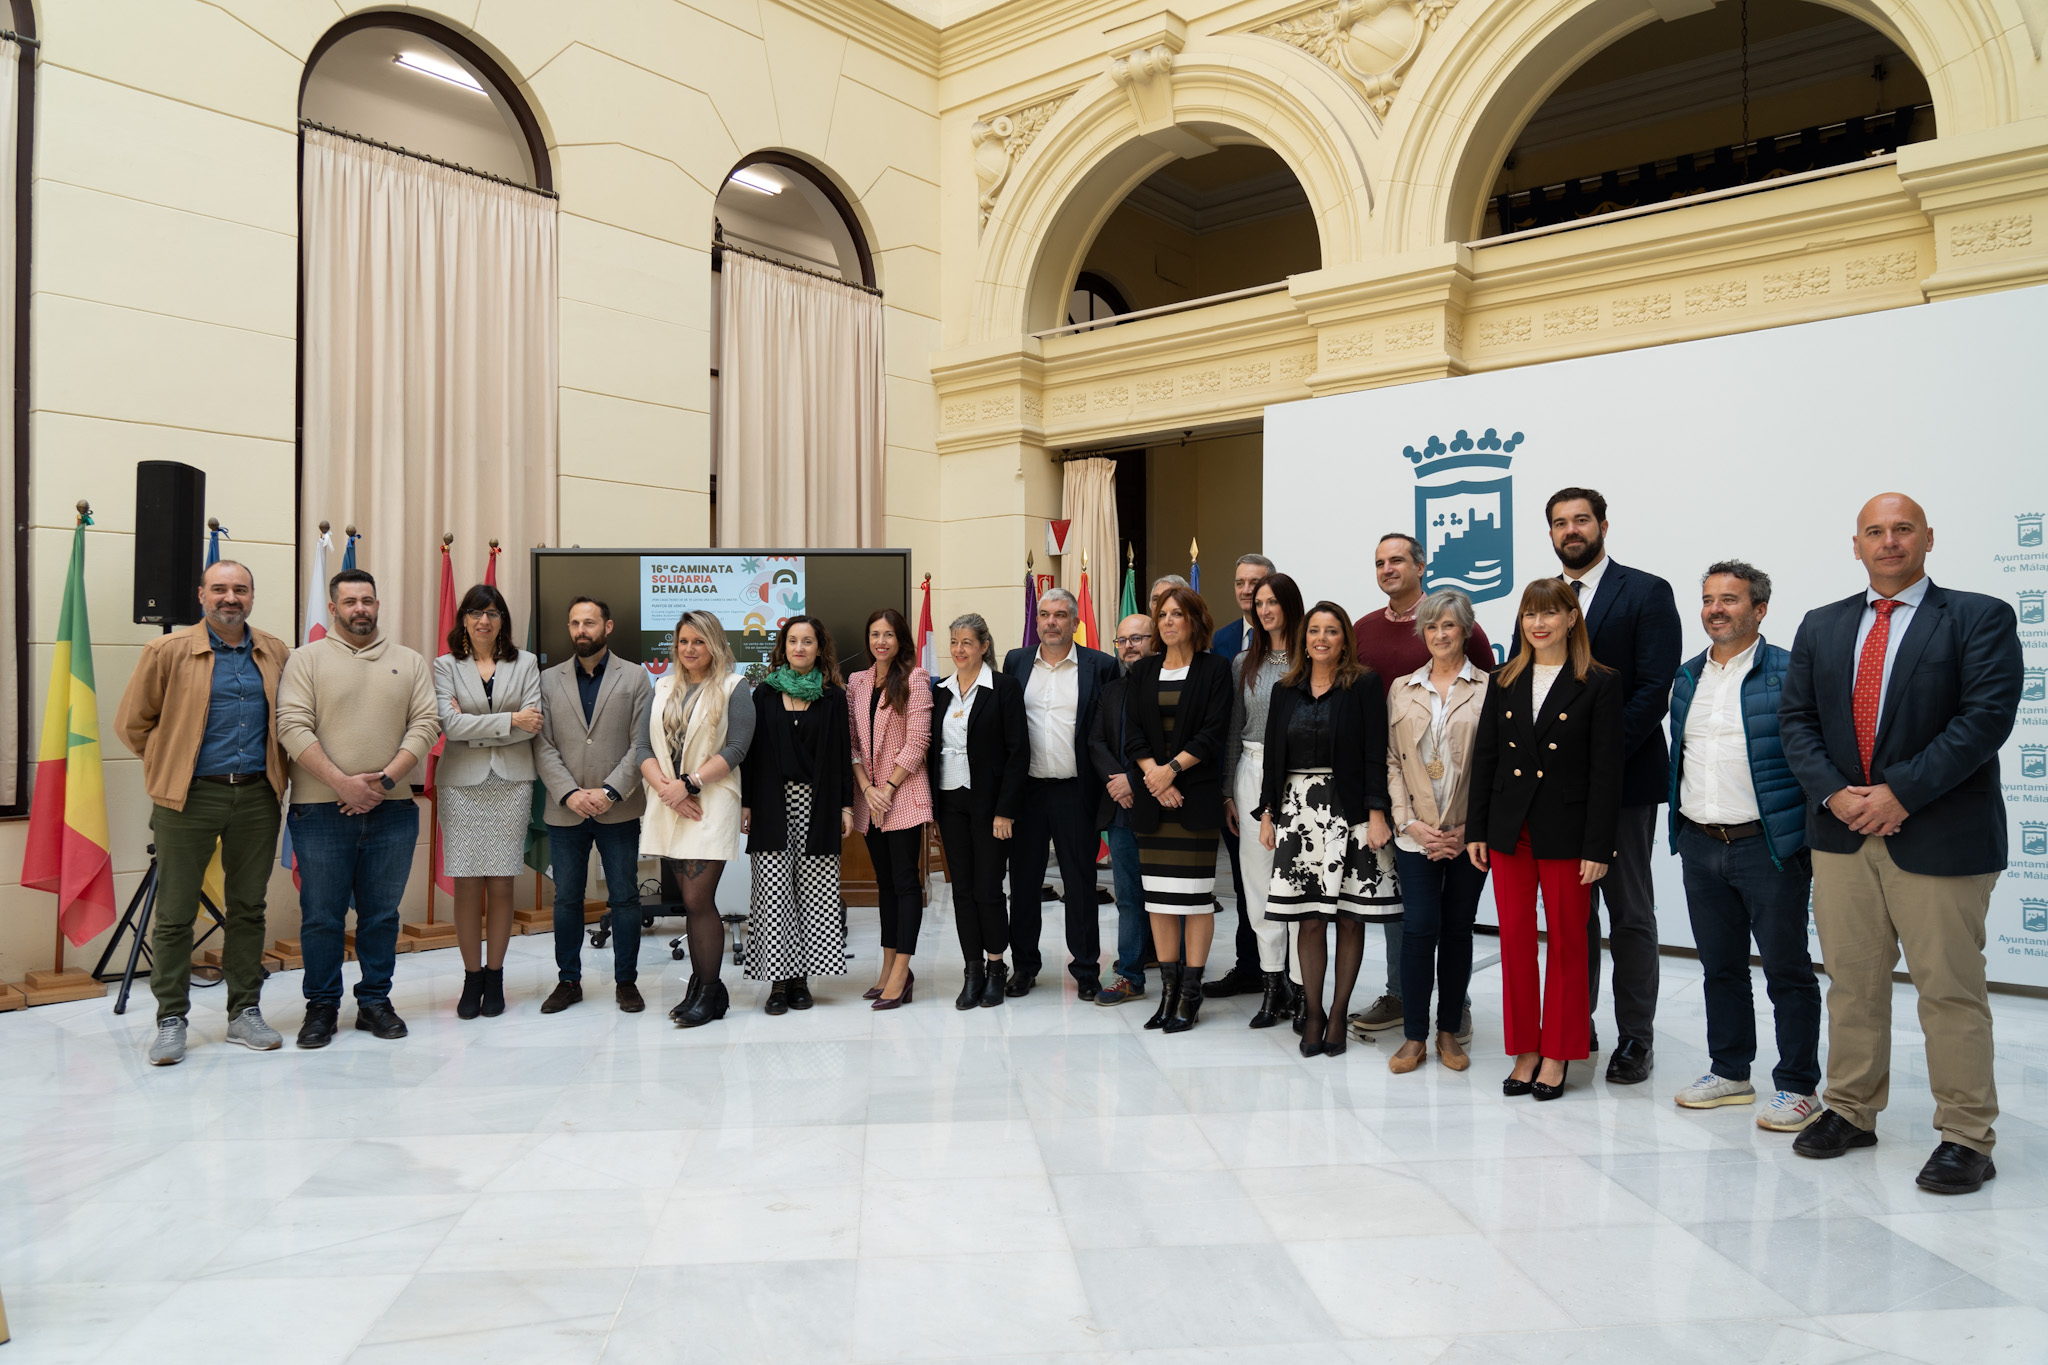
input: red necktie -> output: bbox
[1852,598,1899,782]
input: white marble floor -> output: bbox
[3,885,2046,1365]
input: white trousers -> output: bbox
[1234,744,1294,974]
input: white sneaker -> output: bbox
[1756,1091,1822,1132]
[226,1007,283,1051]
[147,1017,188,1066]
[1674,1072,1756,1109]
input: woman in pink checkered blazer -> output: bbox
[848,607,933,1008]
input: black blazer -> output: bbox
[925,670,1028,822]
[1086,671,1131,830]
[740,682,855,857]
[1467,663,1625,862]
[1778,581,2022,876]
[1256,673,1390,826]
[1577,559,1683,808]
[1001,643,1121,785]
[1122,652,1232,834]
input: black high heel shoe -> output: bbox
[1299,1007,1327,1058]
[1531,1061,1570,1101]
[1502,1064,1536,1097]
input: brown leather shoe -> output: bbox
[616,982,645,1013]
[1388,1040,1426,1074]
[540,982,583,1014]
[1435,1032,1471,1072]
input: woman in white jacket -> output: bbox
[640,611,753,1028]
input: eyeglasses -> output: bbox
[1113,634,1152,646]
[464,609,502,620]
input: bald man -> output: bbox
[1779,493,2022,1194]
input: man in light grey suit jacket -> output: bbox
[534,597,655,1013]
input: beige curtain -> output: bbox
[0,39,19,806]
[300,127,558,660]
[1059,457,1119,652]
[715,250,884,548]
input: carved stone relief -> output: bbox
[969,93,1071,232]
[1950,214,2034,256]
[1844,251,1916,290]
[1762,266,1831,301]
[1252,0,1458,117]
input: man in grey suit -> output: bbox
[535,596,655,1013]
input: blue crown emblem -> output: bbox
[1411,429,1520,607]
[2022,744,2047,779]
[2021,590,2046,626]
[2025,821,2048,857]
[2024,664,2046,703]
[2019,513,2044,548]
[2025,898,2048,933]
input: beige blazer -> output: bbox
[432,652,542,786]
[1387,661,1489,836]
[534,654,654,826]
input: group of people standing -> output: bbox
[113,483,2022,1199]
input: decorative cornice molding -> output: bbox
[783,0,940,77]
[1250,0,1456,117]
[970,91,1075,231]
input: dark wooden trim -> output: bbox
[300,11,552,192]
[4,0,35,818]
[728,152,875,289]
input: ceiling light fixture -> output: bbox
[728,167,782,195]
[394,52,485,93]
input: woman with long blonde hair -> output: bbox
[640,609,752,1027]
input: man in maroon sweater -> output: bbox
[1349,533,1496,1037]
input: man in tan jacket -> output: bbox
[275,568,439,1049]
[115,560,291,1066]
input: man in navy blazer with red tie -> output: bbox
[1778,493,2021,1195]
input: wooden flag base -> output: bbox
[269,940,303,970]
[0,983,25,1012]
[400,920,458,949]
[20,967,107,1007]
[511,907,550,934]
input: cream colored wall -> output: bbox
[1144,432,1262,631]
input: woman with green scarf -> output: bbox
[740,614,857,1013]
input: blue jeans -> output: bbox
[1394,848,1487,1042]
[1106,823,1155,986]
[290,799,419,1008]
[547,817,644,984]
[1678,823,1821,1095]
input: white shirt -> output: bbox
[938,668,993,791]
[1561,552,1612,616]
[1023,646,1080,779]
[1851,574,1929,724]
[1678,637,1762,825]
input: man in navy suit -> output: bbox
[1204,553,1274,1000]
[1779,493,2021,1194]
[1004,587,1121,999]
[1209,553,1273,663]
[1548,487,1683,1084]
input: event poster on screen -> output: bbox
[639,554,805,671]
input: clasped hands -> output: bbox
[335,771,390,816]
[1140,759,1184,809]
[567,787,620,819]
[1829,783,1907,837]
[1403,819,1466,861]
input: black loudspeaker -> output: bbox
[133,460,206,627]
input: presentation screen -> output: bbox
[1266,285,2048,989]
[530,548,912,677]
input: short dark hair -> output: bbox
[1376,533,1424,562]
[1152,584,1214,652]
[1545,487,1608,524]
[449,583,519,662]
[328,568,376,598]
[1702,559,1772,606]
[568,595,611,621]
[202,559,254,590]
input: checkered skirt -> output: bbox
[746,780,849,981]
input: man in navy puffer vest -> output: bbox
[1666,561,1822,1132]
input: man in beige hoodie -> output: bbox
[275,568,439,1049]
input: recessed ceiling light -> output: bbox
[728,167,782,195]
[394,52,485,93]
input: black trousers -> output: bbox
[1220,820,1259,976]
[1587,802,1661,1045]
[936,788,1007,958]
[865,825,925,954]
[1008,776,1103,981]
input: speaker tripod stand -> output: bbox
[91,842,230,1016]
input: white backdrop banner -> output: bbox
[1266,284,2048,990]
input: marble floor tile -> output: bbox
[1814,1305,2048,1365]
[602,1261,858,1363]
[105,1273,410,1365]
[1289,1233,1577,1338]
[0,1280,183,1365]
[1072,1244,1343,1350]
[675,1123,868,1192]
[863,1118,1046,1181]
[349,1266,635,1364]
[197,1193,472,1278]
[1053,1168,1273,1248]
[423,1189,667,1272]
[1494,1221,1805,1326]
[1237,1161,1475,1241]
[861,1172,1066,1256]
[850,1251,1101,1358]
[1686,1214,2014,1316]
[645,1181,864,1264]
[1032,1113,1225,1175]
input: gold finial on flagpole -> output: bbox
[1082,549,1089,572]
[1127,542,1134,565]
[1189,537,1199,560]
[1027,549,1034,571]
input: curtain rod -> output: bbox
[714,240,883,297]
[0,30,39,49]
[299,119,557,200]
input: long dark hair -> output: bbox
[1496,578,1602,686]
[448,583,519,663]
[1240,572,1304,687]
[863,607,915,713]
[1281,601,1367,691]
[770,614,844,688]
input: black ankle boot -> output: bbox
[956,961,986,1011]
[1248,971,1288,1029]
[457,970,485,1020]
[1145,963,1182,1031]
[677,977,729,1028]
[1163,965,1205,1033]
[479,967,505,1017]
[669,974,706,1023]
[979,960,1007,1008]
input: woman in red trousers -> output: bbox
[1465,579,1623,1100]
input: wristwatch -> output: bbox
[1167,758,1183,775]
[379,774,396,791]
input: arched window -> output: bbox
[0,0,33,813]
[1067,272,1130,331]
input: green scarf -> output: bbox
[764,665,825,702]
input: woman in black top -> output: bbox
[1465,578,1623,1099]
[927,612,1028,1008]
[1258,602,1396,1057]
[740,615,856,1015]
[1123,584,1233,1033]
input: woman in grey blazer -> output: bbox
[434,583,544,1019]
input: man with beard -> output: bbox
[534,596,656,1013]
[1546,488,1682,1083]
[276,569,440,1048]
[1666,562,1821,1132]
[116,560,292,1066]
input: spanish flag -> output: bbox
[22,515,116,945]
